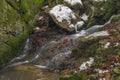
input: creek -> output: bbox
[0,14,119,80]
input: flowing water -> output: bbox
[0,14,119,80]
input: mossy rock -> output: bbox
[0,0,46,66]
[85,0,117,27]
[116,1,120,13]
[111,15,120,22]
[49,5,85,33]
[49,15,75,32]
[113,67,120,74]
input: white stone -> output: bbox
[104,42,110,49]
[94,0,107,2]
[99,78,105,80]
[79,58,94,71]
[64,0,83,5]
[81,13,89,21]
[38,16,43,20]
[115,42,119,47]
[94,69,109,73]
[35,27,40,30]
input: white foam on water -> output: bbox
[34,65,47,69]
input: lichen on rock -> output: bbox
[49,4,85,32]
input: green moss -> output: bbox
[0,32,28,65]
[71,48,80,59]
[0,0,51,65]
[86,0,117,27]
[60,72,87,80]
[71,37,103,58]
[72,35,120,59]
[111,15,120,22]
[116,1,120,13]
[0,0,61,66]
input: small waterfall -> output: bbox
[9,40,58,67]
[105,14,120,25]
[69,30,88,39]
[75,25,78,33]
[86,14,120,34]
[28,40,58,62]
[71,14,114,39]
[9,38,30,64]
[8,14,119,68]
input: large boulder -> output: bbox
[49,5,86,32]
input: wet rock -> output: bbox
[47,51,71,70]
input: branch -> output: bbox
[5,0,19,13]
[5,0,28,24]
